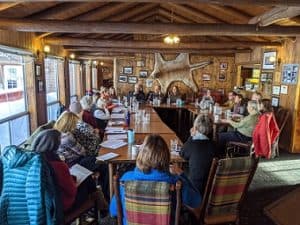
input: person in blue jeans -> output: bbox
[109,134,201,225]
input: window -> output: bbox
[45,57,60,121]
[0,50,30,148]
[92,66,98,90]
[69,61,80,103]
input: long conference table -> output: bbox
[98,103,230,198]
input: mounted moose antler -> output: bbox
[150,53,212,93]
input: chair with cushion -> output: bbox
[192,156,258,225]
[113,176,182,225]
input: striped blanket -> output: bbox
[124,181,172,225]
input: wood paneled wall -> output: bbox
[115,53,236,99]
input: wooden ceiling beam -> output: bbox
[67,47,252,54]
[0,3,19,11]
[2,19,300,36]
[27,3,107,20]
[46,37,281,49]
[249,6,300,26]
[74,2,136,21]
[158,8,194,23]
[165,3,222,23]
[5,1,300,7]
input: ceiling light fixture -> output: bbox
[163,8,180,45]
[70,53,75,59]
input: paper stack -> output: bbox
[100,139,127,149]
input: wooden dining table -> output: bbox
[98,105,184,198]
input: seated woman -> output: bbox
[80,95,98,129]
[54,111,86,167]
[222,91,234,109]
[231,93,247,116]
[199,89,214,109]
[92,98,111,132]
[110,134,201,225]
[147,84,165,103]
[69,101,102,156]
[32,129,107,212]
[180,114,215,195]
[108,87,117,100]
[218,100,259,156]
[168,85,182,103]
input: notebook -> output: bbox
[96,152,120,161]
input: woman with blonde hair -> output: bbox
[180,114,215,194]
[110,134,201,225]
[54,111,86,166]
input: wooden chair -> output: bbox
[192,156,258,225]
[113,175,182,225]
[63,190,101,225]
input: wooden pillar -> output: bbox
[34,54,47,126]
[58,58,67,106]
[64,58,70,107]
[113,57,118,94]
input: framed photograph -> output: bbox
[146,79,153,88]
[272,85,280,95]
[280,85,288,94]
[128,76,137,84]
[218,70,226,81]
[217,88,224,95]
[260,73,267,82]
[119,75,128,83]
[37,80,44,92]
[35,64,41,76]
[262,51,277,70]
[281,64,299,84]
[139,70,148,78]
[123,67,133,74]
[220,62,228,70]
[136,60,145,67]
[271,97,279,107]
[202,73,211,81]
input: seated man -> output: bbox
[127,83,146,103]
[147,84,165,103]
[217,100,259,156]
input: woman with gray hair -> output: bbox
[218,100,259,156]
[179,114,215,194]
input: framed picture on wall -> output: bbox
[35,64,41,76]
[272,85,280,95]
[262,51,277,70]
[146,79,153,88]
[37,80,44,92]
[123,67,133,74]
[271,97,279,107]
[128,76,137,84]
[220,62,228,70]
[119,75,128,83]
[281,64,299,85]
[218,70,226,81]
[139,70,148,78]
[202,73,211,81]
[280,85,288,94]
[136,60,145,67]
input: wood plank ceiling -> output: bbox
[0,1,300,58]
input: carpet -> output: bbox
[264,186,300,225]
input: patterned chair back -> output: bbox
[202,157,258,224]
[113,177,182,225]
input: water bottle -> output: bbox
[126,110,131,127]
[127,129,135,144]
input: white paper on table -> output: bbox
[105,126,127,134]
[100,140,127,149]
[112,107,125,113]
[69,164,93,187]
[108,120,125,126]
[96,152,120,161]
[107,134,127,140]
[111,113,125,119]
